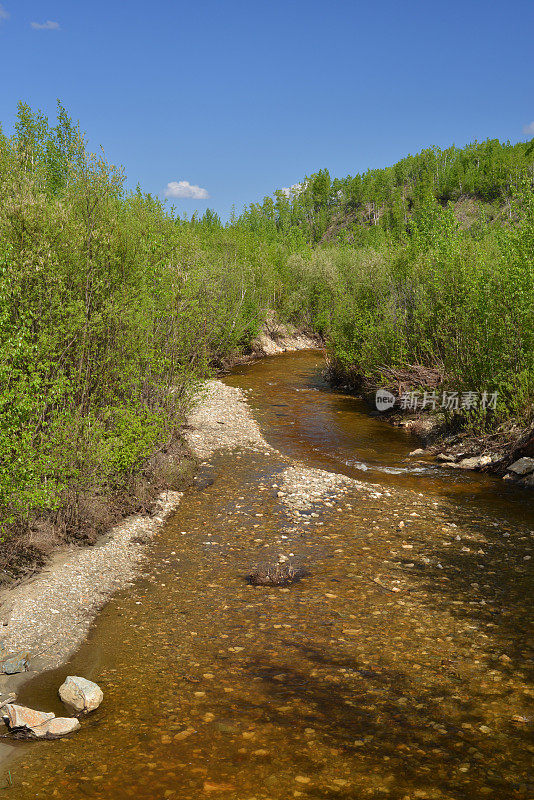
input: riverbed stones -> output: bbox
[185,380,273,458]
[277,465,376,520]
[59,675,103,713]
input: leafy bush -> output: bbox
[0,103,288,534]
[1,101,532,538]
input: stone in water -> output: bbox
[59,675,103,713]
[2,704,80,739]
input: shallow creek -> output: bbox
[9,351,534,799]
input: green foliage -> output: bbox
[1,101,532,538]
[234,135,534,432]
[289,190,534,430]
[237,138,534,244]
[0,103,288,534]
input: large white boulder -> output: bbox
[59,675,103,713]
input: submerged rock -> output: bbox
[40,717,81,739]
[2,703,80,739]
[247,562,308,587]
[59,675,103,713]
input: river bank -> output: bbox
[325,363,534,490]
[7,349,533,800]
[0,331,321,726]
[386,412,534,489]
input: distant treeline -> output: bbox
[236,138,534,243]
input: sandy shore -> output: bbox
[0,491,183,682]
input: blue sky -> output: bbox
[1,0,533,220]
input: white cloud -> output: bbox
[523,121,534,136]
[31,20,60,30]
[164,180,210,200]
[0,4,9,22]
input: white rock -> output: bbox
[456,455,492,470]
[40,717,81,738]
[59,676,103,713]
[2,704,80,739]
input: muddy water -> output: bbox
[9,352,534,799]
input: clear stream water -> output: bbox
[8,351,534,799]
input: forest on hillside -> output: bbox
[0,102,533,539]
[237,138,534,244]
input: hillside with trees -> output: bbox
[238,139,534,244]
[236,137,534,434]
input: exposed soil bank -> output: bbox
[325,361,534,489]
[218,321,322,372]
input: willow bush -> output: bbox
[0,103,284,534]
[288,193,534,429]
[1,101,533,537]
